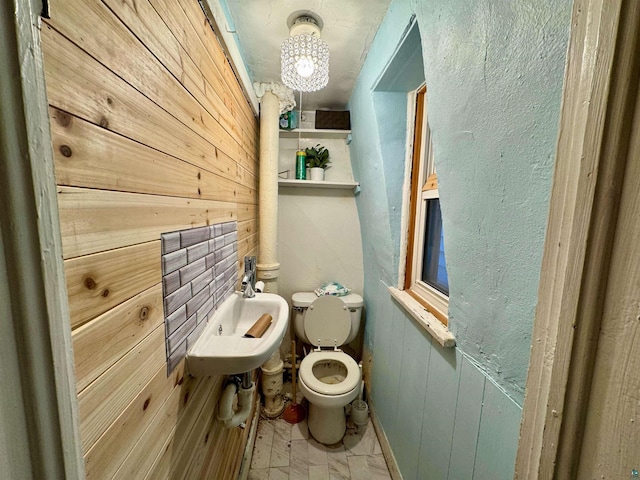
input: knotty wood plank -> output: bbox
[83,361,192,479]
[237,203,258,224]
[148,0,257,157]
[100,0,254,167]
[50,108,257,204]
[150,376,226,480]
[119,376,217,479]
[219,424,249,479]
[72,283,164,393]
[176,0,256,128]
[57,186,235,259]
[43,0,246,165]
[65,241,161,329]
[78,324,166,452]
[189,422,225,480]
[147,0,254,145]
[198,428,244,480]
[197,426,227,480]
[238,233,258,262]
[41,25,243,186]
[176,0,255,120]
[237,219,257,239]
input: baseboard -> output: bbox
[368,398,403,480]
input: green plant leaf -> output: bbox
[304,144,331,168]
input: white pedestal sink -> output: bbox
[186,292,289,376]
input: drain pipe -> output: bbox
[218,372,255,429]
[253,82,295,294]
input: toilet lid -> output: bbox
[299,351,360,395]
[304,296,351,347]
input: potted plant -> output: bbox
[305,144,331,181]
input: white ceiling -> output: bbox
[222,0,391,111]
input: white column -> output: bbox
[254,83,295,294]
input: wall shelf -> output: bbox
[278,179,360,192]
[279,128,352,140]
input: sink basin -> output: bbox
[187,292,289,376]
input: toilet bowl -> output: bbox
[292,294,364,445]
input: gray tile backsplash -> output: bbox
[161,221,238,374]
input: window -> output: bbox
[404,85,449,325]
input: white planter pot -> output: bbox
[309,167,325,181]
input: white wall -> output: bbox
[276,122,364,332]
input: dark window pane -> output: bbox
[421,199,449,295]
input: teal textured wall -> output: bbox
[348,0,571,478]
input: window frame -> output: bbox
[402,85,449,326]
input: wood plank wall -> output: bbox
[40,0,259,478]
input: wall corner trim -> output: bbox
[516,0,640,477]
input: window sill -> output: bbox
[388,287,456,348]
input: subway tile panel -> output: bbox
[161,221,238,374]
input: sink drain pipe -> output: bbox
[218,372,255,429]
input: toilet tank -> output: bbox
[292,292,364,345]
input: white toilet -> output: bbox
[292,292,364,445]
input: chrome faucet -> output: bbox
[241,256,256,298]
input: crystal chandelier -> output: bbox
[280,15,329,92]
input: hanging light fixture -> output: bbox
[280,15,329,92]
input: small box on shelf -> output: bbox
[315,110,350,130]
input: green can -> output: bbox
[295,150,306,180]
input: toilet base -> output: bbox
[307,403,346,445]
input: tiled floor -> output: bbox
[248,407,392,480]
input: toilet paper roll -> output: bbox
[244,313,273,338]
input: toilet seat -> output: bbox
[299,351,360,396]
[303,296,351,348]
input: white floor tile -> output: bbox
[347,455,369,480]
[251,420,275,469]
[327,445,350,480]
[270,419,291,467]
[290,439,310,479]
[310,464,331,480]
[248,417,392,480]
[344,421,376,456]
[248,467,270,480]
[291,418,309,440]
[308,438,328,466]
[269,466,290,480]
[367,454,391,480]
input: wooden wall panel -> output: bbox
[65,241,161,329]
[41,0,259,477]
[113,376,215,479]
[150,0,256,138]
[72,283,164,392]
[45,0,246,163]
[42,26,245,187]
[101,0,249,162]
[51,109,257,204]
[147,376,225,479]
[83,362,191,480]
[78,324,166,452]
[57,186,235,259]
